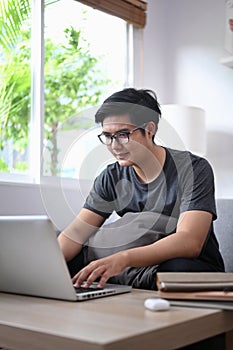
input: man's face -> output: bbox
[102,115,153,167]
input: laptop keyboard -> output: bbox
[74,286,103,293]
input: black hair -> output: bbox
[95,88,161,128]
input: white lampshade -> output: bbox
[156,105,206,155]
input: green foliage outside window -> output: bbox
[0,0,109,175]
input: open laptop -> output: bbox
[0,215,132,301]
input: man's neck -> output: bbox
[133,145,166,184]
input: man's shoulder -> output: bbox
[166,147,210,168]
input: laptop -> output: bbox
[0,215,132,301]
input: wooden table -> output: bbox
[1,290,233,350]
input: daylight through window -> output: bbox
[0,0,129,182]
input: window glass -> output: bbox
[43,0,127,178]
[0,0,128,181]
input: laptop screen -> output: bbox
[0,216,131,301]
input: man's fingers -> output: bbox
[97,273,109,288]
[72,266,91,287]
[73,262,105,287]
[72,256,119,288]
[83,266,107,287]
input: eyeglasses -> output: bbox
[98,124,147,145]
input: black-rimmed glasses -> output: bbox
[98,124,147,145]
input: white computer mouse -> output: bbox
[144,298,170,311]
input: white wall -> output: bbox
[143,0,233,198]
[0,179,92,230]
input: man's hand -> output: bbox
[72,251,128,288]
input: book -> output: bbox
[156,272,233,310]
[157,290,233,310]
[158,290,233,301]
[156,272,233,292]
[166,300,233,311]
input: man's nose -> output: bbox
[111,137,122,149]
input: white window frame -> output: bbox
[29,0,44,184]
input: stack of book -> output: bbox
[156,272,233,310]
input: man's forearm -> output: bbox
[122,231,201,268]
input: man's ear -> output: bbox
[145,121,157,137]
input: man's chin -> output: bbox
[117,159,133,167]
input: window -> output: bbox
[0,0,146,183]
[43,0,128,179]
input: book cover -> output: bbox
[157,272,233,292]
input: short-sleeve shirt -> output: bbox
[84,147,224,270]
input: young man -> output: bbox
[58,88,224,290]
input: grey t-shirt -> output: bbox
[84,148,224,270]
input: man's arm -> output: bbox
[58,208,106,262]
[72,210,212,288]
[124,210,212,266]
